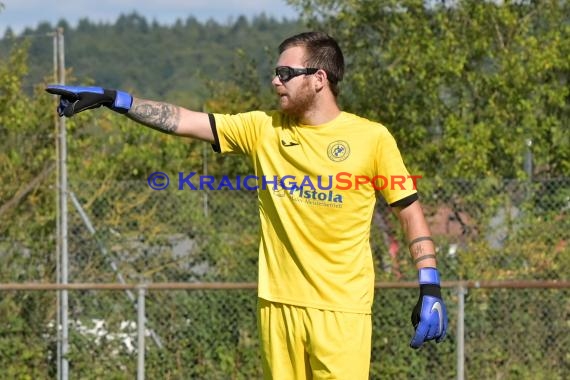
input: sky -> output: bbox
[0,0,300,35]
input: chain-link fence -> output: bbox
[1,176,569,379]
[2,281,568,380]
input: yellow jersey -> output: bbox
[211,111,417,313]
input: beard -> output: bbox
[278,81,315,118]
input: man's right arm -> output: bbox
[45,85,215,143]
[127,97,214,142]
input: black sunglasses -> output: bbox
[275,66,319,82]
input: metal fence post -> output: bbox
[54,26,69,380]
[137,286,146,380]
[457,285,467,380]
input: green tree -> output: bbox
[288,0,569,179]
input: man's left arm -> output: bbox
[393,200,448,349]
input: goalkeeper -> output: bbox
[47,31,447,379]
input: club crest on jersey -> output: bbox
[327,140,350,162]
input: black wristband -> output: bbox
[420,283,442,298]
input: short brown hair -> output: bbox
[279,31,344,97]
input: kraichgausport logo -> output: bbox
[147,172,421,192]
[327,140,350,162]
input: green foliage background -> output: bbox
[0,0,569,378]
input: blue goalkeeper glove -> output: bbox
[45,85,133,117]
[410,267,448,349]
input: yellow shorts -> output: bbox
[258,298,371,380]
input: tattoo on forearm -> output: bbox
[408,236,434,250]
[409,236,436,264]
[129,101,180,134]
[414,254,437,264]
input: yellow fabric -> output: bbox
[213,111,417,313]
[258,299,371,380]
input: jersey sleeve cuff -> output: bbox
[389,193,418,208]
[209,113,221,153]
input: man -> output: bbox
[47,31,447,379]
